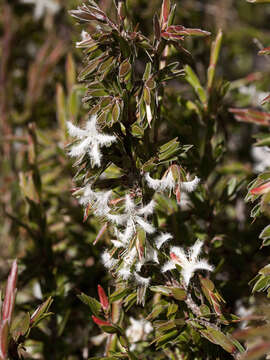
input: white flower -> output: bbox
[21,0,60,20]
[107,195,156,244]
[251,146,270,173]
[126,317,153,348]
[75,184,112,217]
[145,171,174,191]
[145,171,200,194]
[118,266,132,280]
[134,273,151,287]
[101,250,117,269]
[67,116,117,167]
[181,176,200,192]
[162,240,213,286]
[154,233,173,249]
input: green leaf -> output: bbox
[185,65,207,105]
[109,287,130,302]
[200,327,236,353]
[112,101,121,123]
[30,297,54,328]
[143,62,152,81]
[170,288,186,301]
[11,313,30,340]
[154,329,178,347]
[77,293,101,316]
[252,275,270,292]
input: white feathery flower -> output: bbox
[114,223,134,245]
[124,247,137,266]
[162,261,176,273]
[145,171,200,194]
[118,266,132,280]
[101,250,117,269]
[107,195,156,239]
[145,245,159,264]
[78,184,96,206]
[181,176,200,193]
[111,240,124,248]
[67,116,117,167]
[162,240,213,286]
[93,190,112,217]
[21,0,60,20]
[77,184,112,217]
[135,260,144,273]
[145,171,174,191]
[134,273,151,287]
[155,233,173,249]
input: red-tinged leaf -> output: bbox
[93,223,107,245]
[153,13,161,40]
[209,291,222,316]
[261,94,270,105]
[161,31,184,41]
[2,260,18,325]
[109,197,124,206]
[160,0,170,29]
[166,25,211,37]
[83,203,91,222]
[229,108,270,126]
[175,184,181,204]
[97,285,109,311]
[258,46,270,56]
[250,181,270,195]
[0,320,8,359]
[92,315,111,327]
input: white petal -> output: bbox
[155,233,173,249]
[125,195,136,213]
[111,240,125,248]
[193,260,214,273]
[98,133,117,146]
[85,115,99,135]
[107,213,127,225]
[118,267,132,280]
[138,200,155,216]
[181,176,200,193]
[94,190,112,216]
[162,171,175,191]
[146,246,159,263]
[124,247,137,266]
[101,250,117,268]
[161,261,176,272]
[120,222,135,243]
[181,266,194,286]
[145,173,163,191]
[190,240,203,262]
[136,217,156,234]
[134,273,150,287]
[89,142,102,166]
[67,121,86,138]
[170,246,189,267]
[69,137,90,157]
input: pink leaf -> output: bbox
[97,285,109,312]
[250,181,270,195]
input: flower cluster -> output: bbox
[67,115,209,302]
